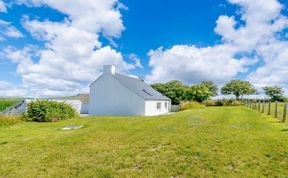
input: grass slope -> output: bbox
[251,102,288,122]
[0,107,288,177]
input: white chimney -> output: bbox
[103,65,116,75]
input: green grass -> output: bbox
[250,102,288,121]
[0,115,22,127]
[0,99,20,112]
[1,107,288,177]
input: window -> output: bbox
[156,102,161,110]
[165,102,168,108]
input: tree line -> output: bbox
[151,80,286,105]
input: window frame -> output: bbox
[156,102,161,110]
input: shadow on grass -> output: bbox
[281,128,288,132]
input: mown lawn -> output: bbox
[0,107,288,177]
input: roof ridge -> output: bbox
[115,73,142,81]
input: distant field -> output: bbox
[0,99,20,112]
[0,107,288,177]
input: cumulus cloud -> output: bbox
[146,45,257,84]
[0,0,6,12]
[0,20,24,39]
[128,54,143,69]
[147,0,288,93]
[0,80,29,97]
[4,0,139,97]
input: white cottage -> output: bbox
[89,65,171,116]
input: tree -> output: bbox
[263,86,284,101]
[200,81,218,97]
[151,80,188,105]
[184,84,211,102]
[221,80,257,100]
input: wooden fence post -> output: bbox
[268,101,271,115]
[275,101,278,118]
[283,103,287,122]
[262,101,265,113]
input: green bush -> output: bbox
[23,100,76,122]
[221,99,244,106]
[203,100,223,106]
[203,99,244,106]
[180,101,205,111]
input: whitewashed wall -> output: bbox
[145,100,170,116]
[50,100,82,113]
[89,74,146,116]
[1,99,88,115]
[81,103,89,114]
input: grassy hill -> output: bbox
[0,99,21,112]
[0,107,288,177]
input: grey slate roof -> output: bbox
[112,73,170,101]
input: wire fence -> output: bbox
[245,100,288,122]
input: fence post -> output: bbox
[275,101,278,118]
[258,101,261,112]
[283,103,287,122]
[262,101,265,113]
[268,101,271,115]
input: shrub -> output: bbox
[221,99,244,106]
[180,101,205,111]
[23,100,76,122]
[203,99,244,106]
[203,100,223,106]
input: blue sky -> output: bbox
[0,0,288,97]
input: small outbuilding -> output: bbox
[89,65,171,116]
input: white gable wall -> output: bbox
[145,100,170,116]
[89,74,145,116]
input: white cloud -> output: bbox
[147,0,288,93]
[128,54,143,69]
[0,20,24,39]
[0,81,29,97]
[5,26,24,38]
[247,40,288,90]
[146,45,256,84]
[3,0,139,97]
[0,0,6,12]
[16,0,125,37]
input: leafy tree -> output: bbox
[221,80,257,100]
[184,84,211,102]
[151,80,188,105]
[200,81,218,97]
[263,86,284,101]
